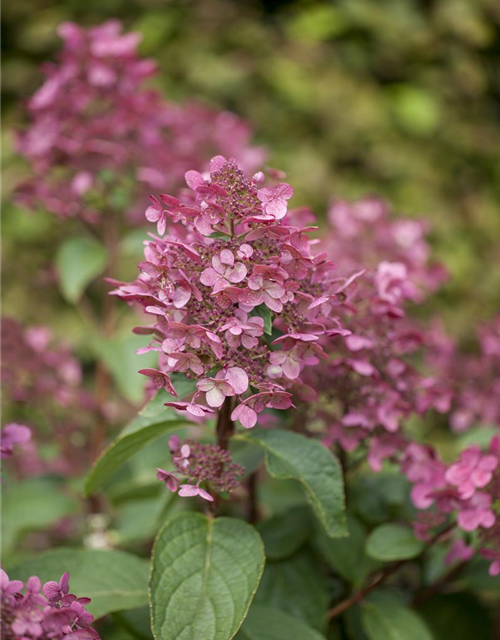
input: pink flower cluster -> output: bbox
[401,437,500,576]
[1,318,97,477]
[113,156,349,427]
[326,196,447,298]
[426,316,500,433]
[16,21,264,224]
[298,196,452,468]
[1,570,101,639]
[2,319,83,407]
[303,266,451,469]
[156,435,244,502]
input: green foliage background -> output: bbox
[3,0,500,336]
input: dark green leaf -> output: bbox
[235,605,327,640]
[361,591,433,640]
[419,593,491,640]
[257,506,312,561]
[238,429,346,538]
[316,514,377,586]
[150,512,265,640]
[254,548,328,631]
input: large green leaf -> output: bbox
[2,478,77,555]
[150,512,265,640]
[238,429,346,538]
[365,524,424,562]
[10,549,149,619]
[235,605,327,640]
[315,513,377,586]
[361,592,433,640]
[84,386,194,496]
[254,548,328,631]
[56,236,107,303]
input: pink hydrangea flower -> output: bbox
[445,445,498,499]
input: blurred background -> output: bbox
[3,0,500,337]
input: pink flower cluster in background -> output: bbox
[112,156,351,428]
[402,437,500,576]
[16,21,264,224]
[1,318,98,476]
[0,423,31,459]
[0,570,101,639]
[426,316,500,433]
[326,197,447,297]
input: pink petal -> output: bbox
[225,367,249,395]
[185,170,205,190]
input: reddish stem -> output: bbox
[327,523,455,620]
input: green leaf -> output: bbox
[365,524,424,562]
[315,514,377,586]
[84,387,194,496]
[56,236,107,303]
[254,548,328,631]
[249,304,273,335]
[237,429,346,538]
[150,512,265,640]
[2,478,77,555]
[10,549,149,619]
[92,334,158,404]
[257,506,312,561]
[235,605,327,640]
[361,592,433,640]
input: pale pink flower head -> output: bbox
[115,157,345,427]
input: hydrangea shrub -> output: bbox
[3,19,500,640]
